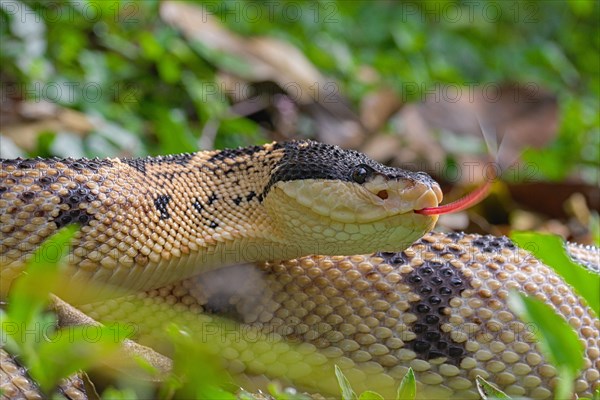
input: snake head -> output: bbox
[261,141,442,255]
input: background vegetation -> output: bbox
[1,1,598,171]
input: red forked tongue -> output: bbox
[415,180,492,216]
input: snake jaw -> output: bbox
[262,178,442,256]
[274,178,441,225]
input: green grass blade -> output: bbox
[476,376,512,399]
[358,391,384,400]
[396,367,416,400]
[334,365,358,400]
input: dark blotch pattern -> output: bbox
[0,158,107,229]
[154,195,171,220]
[207,193,218,205]
[404,260,468,363]
[54,186,97,229]
[378,246,471,365]
[123,153,194,174]
[471,235,516,253]
[382,234,518,364]
[207,145,267,163]
[1,157,112,172]
[192,198,203,213]
[123,158,148,174]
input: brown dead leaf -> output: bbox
[1,100,94,151]
[360,88,402,132]
[361,135,401,165]
[389,103,446,166]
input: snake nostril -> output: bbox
[376,190,388,200]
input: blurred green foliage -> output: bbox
[1,0,598,178]
[335,365,417,400]
[0,226,127,396]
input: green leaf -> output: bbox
[33,325,125,393]
[475,376,512,399]
[7,225,78,332]
[31,131,57,158]
[1,226,127,395]
[152,108,197,154]
[334,365,357,400]
[158,57,181,84]
[138,31,163,60]
[508,291,584,399]
[396,367,416,400]
[358,390,384,400]
[511,231,599,316]
[162,324,237,400]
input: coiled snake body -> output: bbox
[0,141,598,398]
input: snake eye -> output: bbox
[352,165,371,184]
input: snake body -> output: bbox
[0,141,598,399]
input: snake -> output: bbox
[0,140,598,399]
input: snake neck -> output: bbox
[0,145,297,296]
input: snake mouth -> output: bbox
[360,178,443,222]
[414,180,491,216]
[270,179,443,225]
[414,184,444,210]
